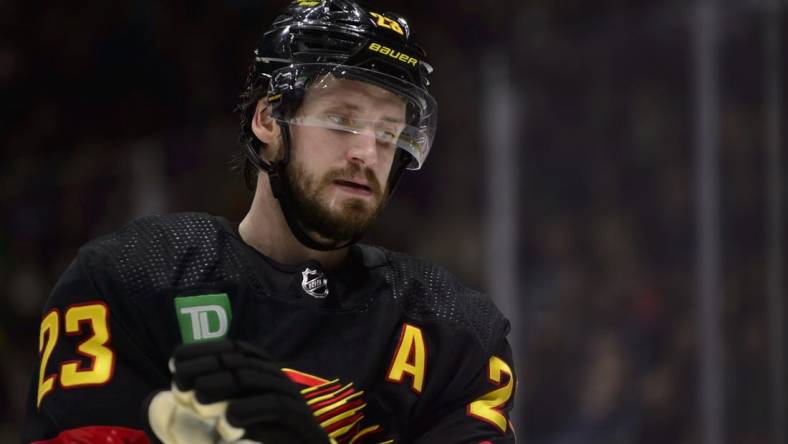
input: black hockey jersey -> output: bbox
[23,213,516,443]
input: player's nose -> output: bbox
[346,131,378,167]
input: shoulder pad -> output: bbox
[376,248,509,354]
[81,213,244,299]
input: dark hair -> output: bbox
[233,81,268,190]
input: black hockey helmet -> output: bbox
[238,0,437,251]
[252,0,434,90]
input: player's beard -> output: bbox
[284,159,387,244]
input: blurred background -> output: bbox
[1,0,785,443]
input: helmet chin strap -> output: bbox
[245,122,361,252]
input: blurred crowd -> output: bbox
[1,1,782,443]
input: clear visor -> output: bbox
[268,64,437,170]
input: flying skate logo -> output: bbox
[282,368,387,442]
[301,267,329,299]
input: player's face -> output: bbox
[284,77,407,243]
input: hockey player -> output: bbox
[23,1,516,443]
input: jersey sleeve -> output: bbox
[22,247,169,443]
[414,334,517,444]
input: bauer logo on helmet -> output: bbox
[368,42,418,67]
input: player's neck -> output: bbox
[239,177,348,270]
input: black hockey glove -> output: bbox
[145,340,331,444]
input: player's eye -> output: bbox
[376,129,398,145]
[325,114,356,129]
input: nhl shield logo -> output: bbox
[301,267,329,299]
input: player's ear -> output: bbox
[251,99,278,146]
